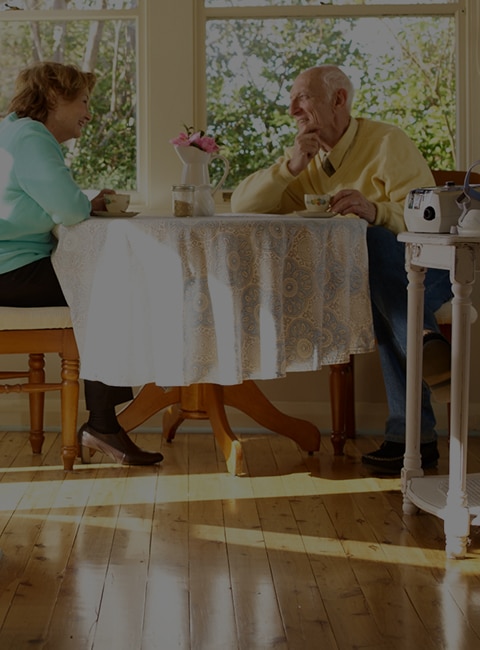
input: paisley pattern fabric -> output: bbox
[52,214,375,386]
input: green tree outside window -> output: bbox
[206,16,455,189]
[0,1,137,191]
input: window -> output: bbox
[200,1,468,189]
[1,2,476,210]
[0,0,139,193]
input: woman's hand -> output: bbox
[90,189,115,214]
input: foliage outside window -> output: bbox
[0,0,138,192]
[204,6,456,188]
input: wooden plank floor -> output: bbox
[1,428,480,649]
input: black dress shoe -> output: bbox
[361,440,439,474]
[78,424,164,466]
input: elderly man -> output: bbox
[231,64,452,473]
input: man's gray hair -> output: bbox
[317,65,355,112]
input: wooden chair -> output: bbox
[329,169,480,454]
[0,306,80,470]
[430,169,480,188]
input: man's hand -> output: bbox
[287,127,322,176]
[329,189,376,224]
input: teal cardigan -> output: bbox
[0,113,91,274]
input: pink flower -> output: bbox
[169,133,190,146]
[169,125,221,153]
[187,131,205,148]
[197,135,219,153]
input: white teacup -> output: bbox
[105,193,130,213]
[304,193,331,212]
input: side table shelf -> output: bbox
[406,473,480,524]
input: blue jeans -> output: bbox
[367,226,452,443]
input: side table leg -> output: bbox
[402,245,426,514]
[443,268,474,558]
[444,508,470,559]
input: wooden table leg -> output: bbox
[117,380,321,476]
[118,383,243,474]
[161,384,244,475]
[223,380,320,454]
[329,362,353,455]
[117,384,180,431]
[162,404,186,442]
[162,384,210,444]
[204,384,244,475]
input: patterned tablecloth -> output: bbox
[52,213,375,386]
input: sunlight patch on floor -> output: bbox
[190,523,457,569]
[0,470,401,509]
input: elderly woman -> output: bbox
[0,61,163,466]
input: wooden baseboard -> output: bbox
[1,394,478,434]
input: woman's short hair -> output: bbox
[8,61,97,123]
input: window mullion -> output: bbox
[203,3,461,20]
[0,9,137,22]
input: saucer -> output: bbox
[92,211,139,218]
[296,209,335,218]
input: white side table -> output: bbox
[398,231,480,558]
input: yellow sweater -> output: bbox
[231,117,434,235]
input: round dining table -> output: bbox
[53,212,375,474]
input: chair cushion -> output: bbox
[0,306,72,330]
[435,301,478,325]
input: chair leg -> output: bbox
[60,355,80,471]
[28,353,45,454]
[329,356,356,455]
